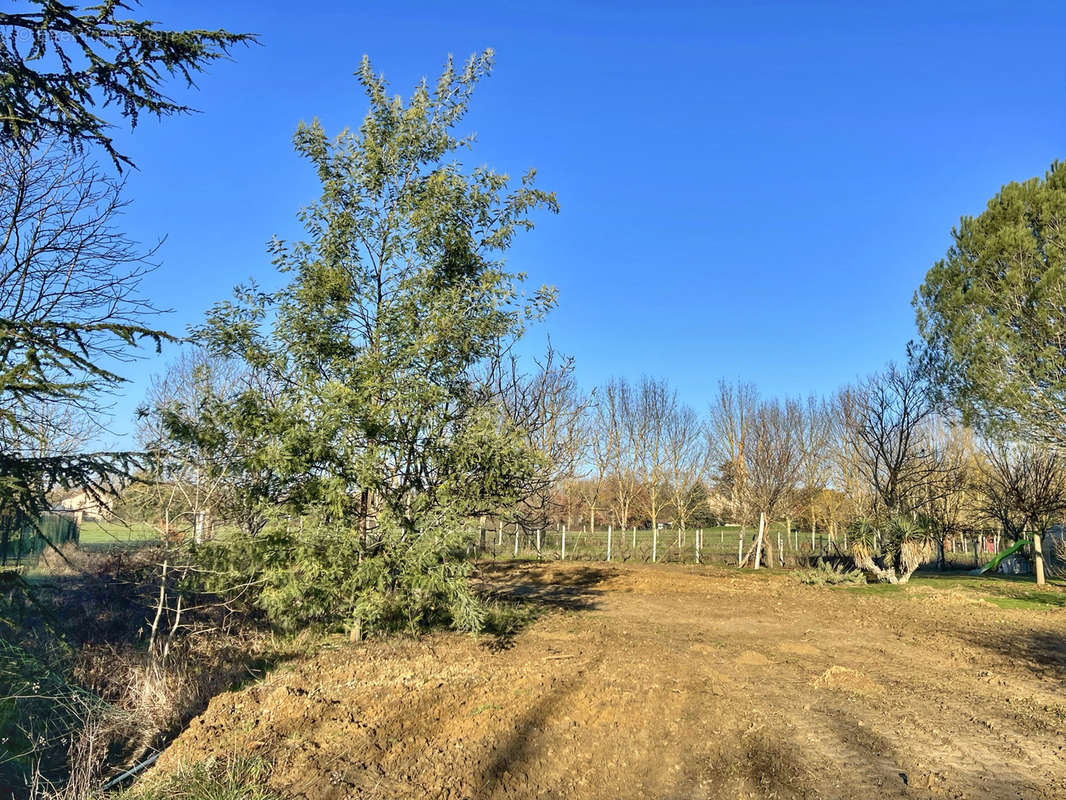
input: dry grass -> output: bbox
[9,544,309,800]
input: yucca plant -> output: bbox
[849,515,936,584]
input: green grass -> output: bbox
[77,520,159,551]
[985,594,1066,611]
[842,572,1066,610]
[113,755,282,800]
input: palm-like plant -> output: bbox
[848,515,936,584]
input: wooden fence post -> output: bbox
[738,531,743,565]
[536,528,542,559]
[514,524,519,558]
[607,524,612,562]
[562,525,567,560]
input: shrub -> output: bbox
[795,559,866,586]
[191,517,485,638]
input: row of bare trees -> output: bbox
[501,363,1065,580]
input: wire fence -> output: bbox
[470,525,1014,571]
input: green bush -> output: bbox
[191,517,485,638]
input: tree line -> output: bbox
[465,360,1062,584]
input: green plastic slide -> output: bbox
[969,538,1030,575]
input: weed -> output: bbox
[795,559,867,586]
[112,756,285,800]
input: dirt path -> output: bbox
[154,563,1066,799]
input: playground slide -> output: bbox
[969,538,1030,575]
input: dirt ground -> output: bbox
[152,563,1066,799]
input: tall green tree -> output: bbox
[187,51,558,634]
[0,0,255,166]
[915,161,1066,446]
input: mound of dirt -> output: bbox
[735,649,772,666]
[812,665,884,695]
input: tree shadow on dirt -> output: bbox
[473,653,603,797]
[957,627,1066,680]
[475,563,615,652]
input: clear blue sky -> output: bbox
[101,0,1065,444]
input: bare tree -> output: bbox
[578,392,611,532]
[494,350,588,533]
[975,438,1066,585]
[916,420,978,569]
[797,395,833,541]
[600,378,641,531]
[0,138,167,523]
[706,381,757,528]
[835,362,940,518]
[136,348,253,540]
[632,377,677,559]
[665,402,706,538]
[741,397,804,568]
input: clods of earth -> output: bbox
[149,562,1066,799]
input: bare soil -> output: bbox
[151,563,1066,799]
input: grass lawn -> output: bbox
[77,520,160,551]
[842,570,1066,610]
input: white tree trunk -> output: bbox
[753,513,766,570]
[1033,532,1046,586]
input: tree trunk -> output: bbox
[1033,532,1046,586]
[359,488,370,548]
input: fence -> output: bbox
[0,513,79,567]
[471,525,1008,571]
